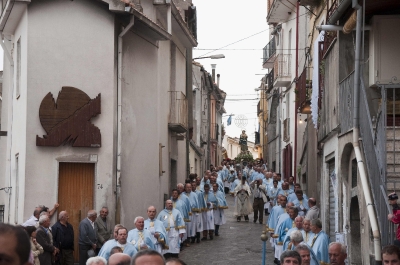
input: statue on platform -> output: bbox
[239,130,248,152]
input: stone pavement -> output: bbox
[179,195,275,265]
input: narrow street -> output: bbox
[180,195,275,265]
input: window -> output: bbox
[16,38,21,99]
[0,205,4,223]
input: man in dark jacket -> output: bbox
[36,215,59,265]
[52,211,74,265]
[79,210,97,265]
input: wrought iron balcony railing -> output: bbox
[263,37,276,68]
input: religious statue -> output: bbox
[239,130,248,152]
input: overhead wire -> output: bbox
[196,11,311,57]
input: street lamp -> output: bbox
[193,54,225,60]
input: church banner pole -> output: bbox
[261,229,269,265]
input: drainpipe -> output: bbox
[294,0,299,183]
[116,16,134,224]
[351,1,382,262]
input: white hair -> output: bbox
[87,210,97,217]
[86,257,106,265]
[329,242,347,254]
[290,230,303,243]
[134,216,144,224]
[38,215,49,225]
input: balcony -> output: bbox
[296,67,312,114]
[168,91,188,133]
[267,0,297,24]
[262,37,276,69]
[273,54,292,88]
[283,118,290,142]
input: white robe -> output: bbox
[233,183,253,216]
[213,208,226,225]
[163,212,185,254]
[202,205,215,230]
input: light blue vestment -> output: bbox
[267,205,285,231]
[282,227,302,250]
[230,179,240,194]
[227,172,236,182]
[277,217,295,243]
[157,209,186,231]
[127,229,155,251]
[263,178,273,189]
[200,178,210,191]
[144,218,168,252]
[310,231,330,265]
[213,190,228,208]
[301,230,315,246]
[171,196,190,222]
[268,187,280,205]
[278,189,293,198]
[216,179,224,193]
[194,190,207,211]
[204,191,218,206]
[293,198,310,216]
[184,191,201,212]
[98,239,137,260]
[157,209,186,254]
[287,193,297,203]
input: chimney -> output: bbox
[211,64,216,83]
[217,74,220,87]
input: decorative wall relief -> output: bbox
[36,87,101,147]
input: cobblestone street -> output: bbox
[180,195,275,265]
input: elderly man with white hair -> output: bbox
[86,256,107,265]
[79,210,98,265]
[127,216,155,251]
[328,242,347,265]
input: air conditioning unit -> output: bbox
[369,15,400,86]
[283,118,290,142]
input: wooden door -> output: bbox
[58,162,94,262]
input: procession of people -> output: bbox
[3,158,400,265]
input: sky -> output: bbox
[192,0,269,143]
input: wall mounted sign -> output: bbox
[36,87,101,147]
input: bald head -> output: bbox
[147,206,157,219]
[108,253,131,265]
[308,198,316,206]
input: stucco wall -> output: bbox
[11,0,115,224]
